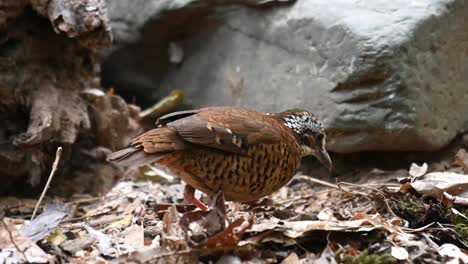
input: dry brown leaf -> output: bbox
[200,216,253,248]
[179,205,225,246]
[402,172,468,202]
[179,192,252,248]
[20,200,72,243]
[248,212,415,244]
[0,218,52,263]
[161,205,187,250]
[119,224,144,251]
[442,192,468,207]
[84,225,115,255]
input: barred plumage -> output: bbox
[107,106,331,209]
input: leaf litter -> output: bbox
[1,150,468,263]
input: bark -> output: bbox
[0,0,138,195]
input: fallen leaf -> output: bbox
[0,218,52,263]
[20,200,72,242]
[161,205,186,249]
[61,235,96,255]
[180,192,226,246]
[391,246,409,260]
[409,163,428,179]
[437,244,468,264]
[404,172,468,201]
[249,212,414,242]
[119,224,144,251]
[199,216,253,249]
[83,225,115,256]
[442,192,468,207]
[281,252,300,264]
[107,213,132,230]
[179,192,253,248]
[47,227,67,246]
[317,208,337,221]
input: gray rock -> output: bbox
[103,0,468,152]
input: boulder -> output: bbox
[103,0,468,152]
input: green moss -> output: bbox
[335,250,396,264]
[454,223,468,241]
[451,209,468,243]
[391,193,425,221]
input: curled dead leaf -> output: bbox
[179,192,253,248]
[409,163,428,179]
[402,172,468,205]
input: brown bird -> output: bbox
[107,106,331,210]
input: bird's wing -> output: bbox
[130,127,185,153]
[155,109,201,127]
[166,107,287,154]
[108,126,186,167]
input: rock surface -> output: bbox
[102,0,468,153]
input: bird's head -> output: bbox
[278,109,332,171]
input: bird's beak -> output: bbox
[313,148,332,172]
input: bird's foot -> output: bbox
[184,185,208,211]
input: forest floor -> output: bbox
[1,140,468,263]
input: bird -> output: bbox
[107,106,332,210]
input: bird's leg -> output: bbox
[184,185,208,211]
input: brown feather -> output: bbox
[108,127,185,167]
[155,109,200,127]
[166,107,287,154]
[107,106,308,202]
[131,127,185,153]
[107,148,162,167]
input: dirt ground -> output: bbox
[1,139,467,263]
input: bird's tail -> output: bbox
[107,146,163,168]
[107,127,183,168]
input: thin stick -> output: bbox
[31,147,62,221]
[294,175,339,189]
[1,218,30,263]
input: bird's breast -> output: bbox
[171,142,301,202]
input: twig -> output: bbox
[67,196,104,205]
[1,218,30,263]
[278,188,337,204]
[336,182,398,218]
[294,175,339,189]
[88,215,125,227]
[31,147,63,221]
[62,211,113,224]
[292,175,398,217]
[149,249,194,261]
